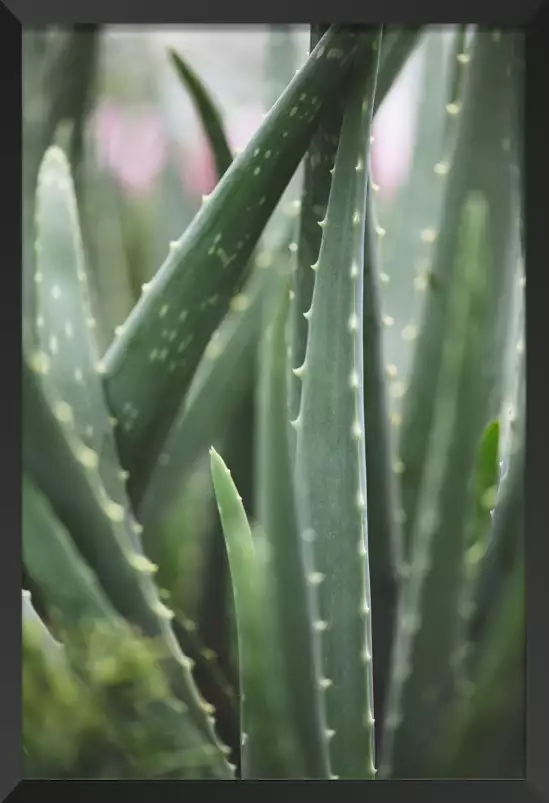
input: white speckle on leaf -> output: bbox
[446,102,461,116]
[230,294,250,312]
[129,554,158,574]
[75,443,99,469]
[402,325,418,342]
[348,313,358,332]
[421,228,437,243]
[53,401,73,424]
[256,251,272,269]
[434,161,450,176]
[390,381,406,399]
[30,351,50,375]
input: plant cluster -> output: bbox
[22,24,524,779]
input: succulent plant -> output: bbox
[22,24,524,780]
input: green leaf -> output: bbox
[209,448,290,778]
[22,353,233,776]
[374,28,457,427]
[451,418,501,693]
[381,33,523,776]
[473,419,501,507]
[444,26,470,145]
[293,32,382,779]
[256,279,331,778]
[23,474,122,629]
[288,25,346,426]
[362,189,403,752]
[22,590,63,656]
[138,260,282,530]
[432,548,524,777]
[33,146,137,547]
[398,30,523,563]
[470,353,524,660]
[381,186,518,779]
[289,25,421,427]
[23,28,99,332]
[169,49,233,180]
[261,26,303,255]
[102,26,380,505]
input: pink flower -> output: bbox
[371,55,421,200]
[93,100,168,197]
[180,138,217,197]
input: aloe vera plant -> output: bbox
[380,30,523,778]
[23,25,525,781]
[101,25,378,503]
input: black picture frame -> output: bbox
[5,4,548,801]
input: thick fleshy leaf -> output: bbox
[102,26,380,504]
[293,33,382,778]
[22,351,233,776]
[210,448,292,778]
[257,280,331,778]
[169,49,233,179]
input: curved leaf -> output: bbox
[169,49,233,179]
[102,26,380,504]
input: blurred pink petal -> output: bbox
[371,56,420,200]
[93,100,125,170]
[92,101,168,197]
[180,140,217,197]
